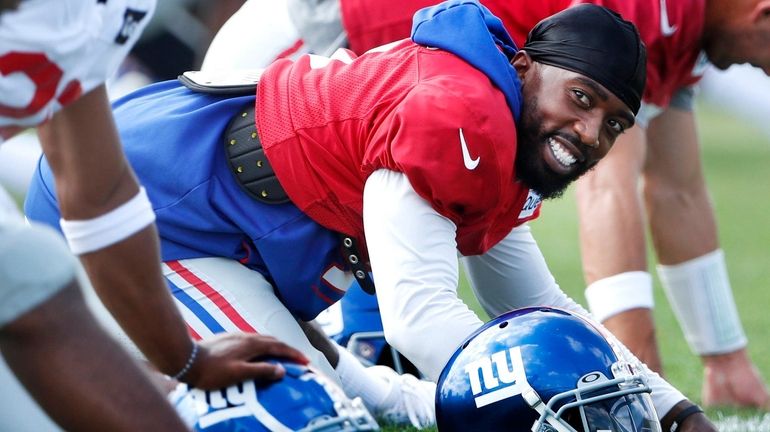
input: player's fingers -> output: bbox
[250,337,309,365]
[237,360,288,382]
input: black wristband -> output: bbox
[669,404,704,432]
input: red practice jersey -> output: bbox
[257,40,542,256]
[341,0,706,109]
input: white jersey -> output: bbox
[0,0,156,142]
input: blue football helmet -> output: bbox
[436,307,661,432]
[172,360,379,431]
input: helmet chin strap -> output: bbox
[524,362,653,432]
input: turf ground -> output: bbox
[383,102,770,431]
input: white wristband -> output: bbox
[59,187,156,255]
[584,271,654,322]
[657,249,747,355]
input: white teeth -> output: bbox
[548,137,577,166]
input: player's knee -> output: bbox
[0,222,77,328]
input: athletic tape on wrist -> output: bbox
[59,187,156,255]
[657,249,747,355]
[584,271,654,322]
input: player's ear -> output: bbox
[511,51,534,81]
[751,0,770,22]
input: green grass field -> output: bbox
[383,102,770,431]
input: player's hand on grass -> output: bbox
[180,332,309,389]
[702,349,770,409]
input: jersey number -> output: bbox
[0,51,82,119]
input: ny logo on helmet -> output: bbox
[189,381,259,428]
[464,346,528,408]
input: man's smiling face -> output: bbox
[513,54,635,199]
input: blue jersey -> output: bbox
[24,81,351,320]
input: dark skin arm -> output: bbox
[37,85,307,388]
[661,400,718,432]
[0,281,189,432]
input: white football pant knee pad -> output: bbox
[657,249,747,355]
[0,221,78,327]
[584,271,655,323]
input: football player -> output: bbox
[25,1,714,430]
[206,0,770,410]
[0,0,306,429]
[337,0,770,410]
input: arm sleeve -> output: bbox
[635,86,696,128]
[363,169,484,381]
[669,86,696,112]
[462,226,687,418]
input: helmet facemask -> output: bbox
[525,361,660,432]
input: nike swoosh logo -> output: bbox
[660,0,678,36]
[459,128,480,170]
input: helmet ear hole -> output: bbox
[499,321,509,329]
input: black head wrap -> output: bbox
[523,4,646,114]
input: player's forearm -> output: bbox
[37,86,138,219]
[576,125,649,283]
[1,281,189,432]
[37,85,195,376]
[364,169,484,380]
[643,107,717,264]
[78,225,195,375]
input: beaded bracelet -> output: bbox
[171,343,199,381]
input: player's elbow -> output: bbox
[382,322,443,380]
[382,321,414,356]
[383,321,429,366]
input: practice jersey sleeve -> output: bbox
[0,0,156,142]
[363,168,485,381]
